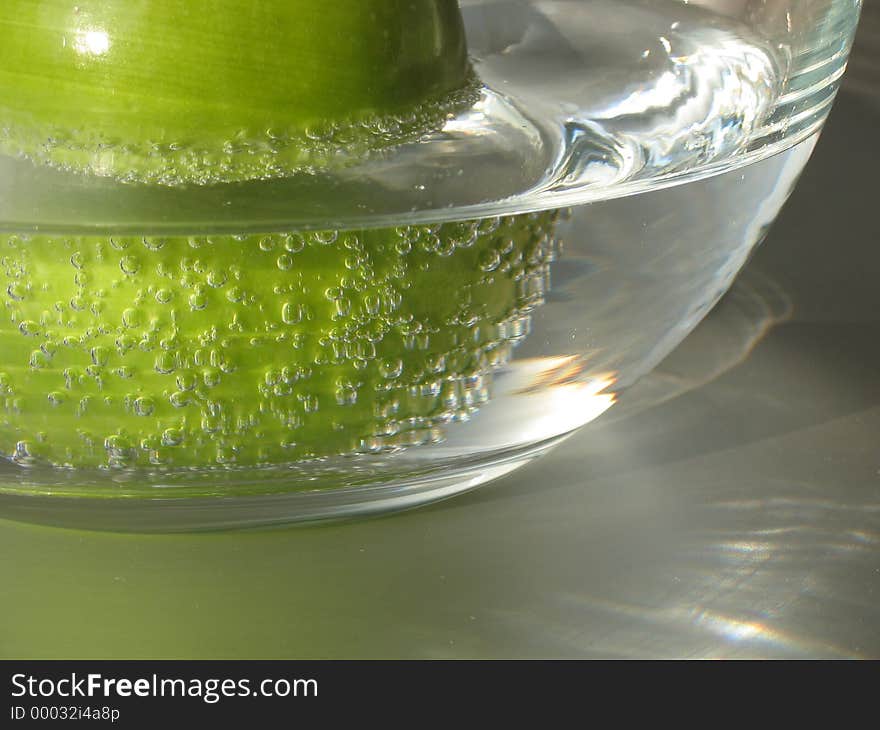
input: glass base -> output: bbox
[0,434,570,532]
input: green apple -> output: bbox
[0,213,558,468]
[0,1,558,471]
[0,0,477,184]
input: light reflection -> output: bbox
[689,610,784,645]
[502,356,617,444]
[472,504,874,658]
[494,591,867,659]
[426,356,617,455]
[716,540,773,559]
[74,29,110,57]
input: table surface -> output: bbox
[3,33,878,661]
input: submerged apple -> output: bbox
[0,1,559,470]
[0,215,557,468]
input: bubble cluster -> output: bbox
[0,211,558,469]
[0,72,482,187]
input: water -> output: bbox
[0,0,857,232]
[0,0,860,525]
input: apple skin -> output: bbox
[0,1,546,474]
[0,0,476,184]
[0,212,558,469]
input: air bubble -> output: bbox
[335,383,358,406]
[90,346,110,366]
[226,286,246,303]
[109,236,132,251]
[142,237,167,251]
[281,302,303,325]
[121,308,141,328]
[133,397,156,417]
[300,394,319,413]
[479,249,502,272]
[119,255,140,275]
[313,230,339,246]
[189,291,208,311]
[13,440,34,464]
[379,358,403,379]
[176,371,197,391]
[162,428,184,446]
[169,391,191,408]
[284,233,306,253]
[202,367,222,388]
[207,269,228,288]
[18,320,41,337]
[155,352,176,374]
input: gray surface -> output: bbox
[2,27,878,661]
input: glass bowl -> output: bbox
[0,0,863,530]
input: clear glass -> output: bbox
[0,0,863,530]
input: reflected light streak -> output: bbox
[506,356,618,442]
[74,29,111,57]
[538,592,865,658]
[689,609,785,645]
